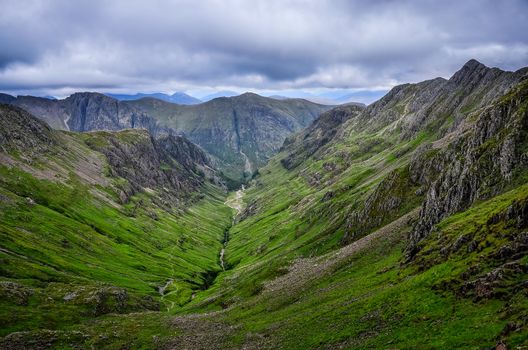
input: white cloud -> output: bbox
[0,0,527,96]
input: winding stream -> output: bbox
[221,186,246,270]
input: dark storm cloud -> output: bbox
[0,0,527,96]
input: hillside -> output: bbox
[1,60,527,349]
[7,93,331,186]
[0,104,232,343]
[171,59,528,348]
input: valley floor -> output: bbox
[2,181,528,349]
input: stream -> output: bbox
[221,186,246,270]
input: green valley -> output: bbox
[1,60,527,349]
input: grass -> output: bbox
[175,181,528,349]
[0,161,231,336]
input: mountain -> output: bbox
[0,93,16,104]
[8,92,332,186]
[2,60,528,349]
[181,59,526,348]
[154,59,526,348]
[106,92,202,105]
[201,90,239,101]
[125,93,332,183]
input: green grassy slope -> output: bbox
[0,110,233,338]
[166,66,528,348]
[175,184,527,349]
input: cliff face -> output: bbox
[0,104,56,154]
[82,130,216,204]
[8,92,332,184]
[407,79,528,257]
[12,93,170,135]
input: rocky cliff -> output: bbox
[407,78,528,257]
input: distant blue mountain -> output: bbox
[106,92,202,105]
[263,89,387,105]
[0,92,16,104]
[201,91,239,101]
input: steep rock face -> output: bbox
[83,130,216,204]
[10,96,71,130]
[281,104,365,170]
[0,104,56,154]
[11,93,171,135]
[407,80,528,257]
[9,92,331,184]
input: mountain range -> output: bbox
[2,92,331,186]
[106,92,202,105]
[1,59,527,348]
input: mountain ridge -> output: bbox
[106,92,202,105]
[6,92,332,185]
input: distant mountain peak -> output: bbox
[105,92,202,105]
[234,92,264,100]
[464,58,486,69]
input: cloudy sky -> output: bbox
[1,0,527,102]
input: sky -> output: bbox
[1,0,527,103]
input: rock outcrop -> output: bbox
[0,104,57,155]
[407,78,528,257]
[83,129,216,203]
